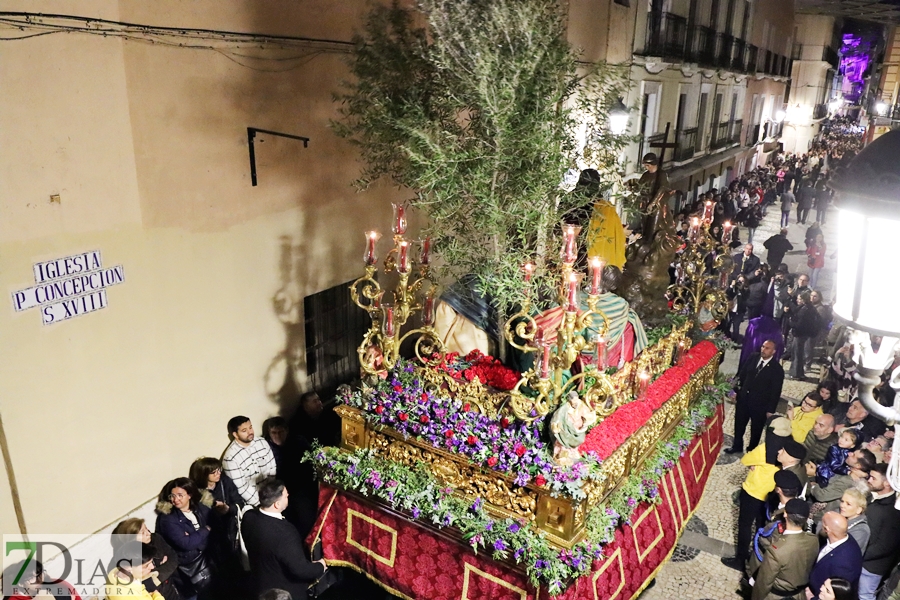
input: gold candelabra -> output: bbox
[667,204,732,321]
[502,225,615,423]
[351,203,444,375]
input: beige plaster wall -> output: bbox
[0,0,400,536]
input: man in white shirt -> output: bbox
[223,415,277,506]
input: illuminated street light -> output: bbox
[830,130,900,499]
[876,101,888,115]
[608,98,630,136]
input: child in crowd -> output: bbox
[816,429,859,486]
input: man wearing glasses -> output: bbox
[787,391,824,443]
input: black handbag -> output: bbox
[177,553,213,593]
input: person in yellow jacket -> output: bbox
[722,418,791,571]
[577,168,627,269]
[787,392,824,443]
[106,540,164,600]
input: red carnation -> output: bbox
[398,412,408,422]
[420,415,429,424]
[535,474,547,486]
[420,392,429,403]
[514,444,526,457]
[467,435,477,445]
[487,456,498,467]
[445,429,454,438]
[393,384,403,392]
[375,405,384,414]
[463,403,471,412]
[500,417,510,428]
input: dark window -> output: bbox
[304,280,369,396]
[614,0,630,6]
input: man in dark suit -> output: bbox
[731,243,762,282]
[859,463,900,600]
[806,511,863,599]
[241,479,327,600]
[726,340,785,454]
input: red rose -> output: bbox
[463,403,471,412]
[500,417,510,428]
[467,435,477,445]
[514,444,526,457]
[445,429,454,438]
[420,415,429,424]
[375,405,384,414]
[420,392,429,403]
[393,384,403,392]
[398,412,408,422]
[487,456,498,467]
[535,474,547,486]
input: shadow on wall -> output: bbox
[263,235,308,417]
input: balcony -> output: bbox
[675,127,698,161]
[731,39,746,71]
[746,44,758,74]
[643,12,688,60]
[747,123,761,146]
[730,119,743,144]
[710,121,731,149]
[769,121,784,139]
[716,34,734,68]
[689,25,718,66]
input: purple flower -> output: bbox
[514,548,525,560]
[485,521,493,531]
[347,463,359,476]
[471,497,483,512]
[411,506,421,518]
[493,539,507,552]
[508,522,520,533]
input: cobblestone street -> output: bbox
[638,195,835,600]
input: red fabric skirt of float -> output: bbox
[308,403,724,600]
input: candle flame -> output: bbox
[692,217,699,225]
[368,231,378,239]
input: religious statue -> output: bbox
[619,186,681,322]
[575,168,626,269]
[550,391,597,466]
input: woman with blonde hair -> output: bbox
[111,518,181,600]
[818,487,870,554]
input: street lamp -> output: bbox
[608,98,630,136]
[774,109,786,123]
[830,129,900,497]
[828,97,844,114]
[876,101,888,116]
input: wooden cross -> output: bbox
[648,122,679,169]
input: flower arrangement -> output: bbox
[345,360,601,494]
[307,378,730,595]
[579,340,719,459]
[433,348,520,391]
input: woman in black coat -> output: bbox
[189,457,245,566]
[156,477,213,598]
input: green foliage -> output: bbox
[334,0,632,316]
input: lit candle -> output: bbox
[398,241,411,274]
[540,342,552,379]
[420,237,431,266]
[722,220,733,243]
[364,231,380,266]
[638,371,650,398]
[391,202,408,235]
[703,200,714,223]
[566,272,580,312]
[422,292,435,326]
[688,217,700,243]
[381,305,396,337]
[560,225,581,263]
[523,262,534,283]
[595,335,607,369]
[589,257,604,295]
